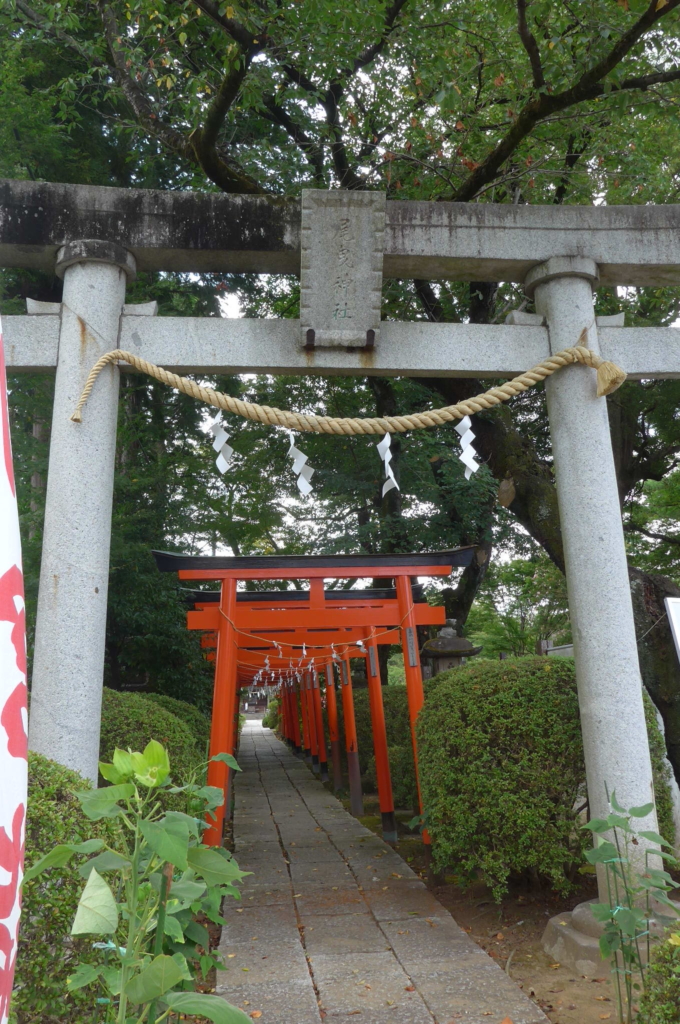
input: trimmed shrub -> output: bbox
[262,695,281,730]
[365,745,418,810]
[643,690,676,848]
[417,657,586,899]
[143,691,211,755]
[416,657,675,900]
[637,937,680,1023]
[13,753,120,1024]
[99,688,201,788]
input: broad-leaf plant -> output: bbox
[24,741,250,1024]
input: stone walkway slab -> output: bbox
[216,720,547,1024]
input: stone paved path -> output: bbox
[216,720,547,1024]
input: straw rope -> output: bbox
[71,329,626,434]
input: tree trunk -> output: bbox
[629,567,680,786]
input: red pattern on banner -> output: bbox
[1,683,27,762]
[0,566,27,685]
[0,805,25,1019]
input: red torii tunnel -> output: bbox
[153,548,475,846]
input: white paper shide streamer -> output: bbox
[455,415,480,480]
[209,416,235,474]
[288,432,315,496]
[376,433,399,496]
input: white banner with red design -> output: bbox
[0,315,28,1022]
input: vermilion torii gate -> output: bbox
[154,548,473,845]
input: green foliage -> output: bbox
[416,659,677,899]
[417,657,591,899]
[262,696,281,730]
[583,797,680,1024]
[143,693,211,755]
[99,689,203,795]
[465,554,572,658]
[637,937,680,1024]
[643,692,676,849]
[26,742,250,1024]
[13,754,121,1024]
[365,746,418,812]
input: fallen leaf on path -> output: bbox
[599,1016,611,1020]
[500,1018,514,1024]
[249,1013,262,1019]
[405,986,415,992]
[549,963,561,968]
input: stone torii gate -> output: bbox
[3,179,680,908]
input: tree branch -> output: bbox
[260,97,325,183]
[625,524,680,546]
[193,0,260,48]
[348,0,410,77]
[97,3,192,160]
[15,0,108,69]
[517,0,545,88]
[452,0,680,201]
[189,52,267,193]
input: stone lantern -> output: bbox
[420,620,483,678]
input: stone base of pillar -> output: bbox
[381,811,398,844]
[544,899,669,976]
[319,761,329,782]
[542,902,606,977]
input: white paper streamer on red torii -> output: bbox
[0,313,29,1024]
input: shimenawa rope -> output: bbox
[71,328,626,434]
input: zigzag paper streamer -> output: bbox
[455,415,480,480]
[209,417,235,474]
[376,433,399,496]
[287,433,315,495]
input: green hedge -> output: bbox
[143,692,211,754]
[365,745,418,810]
[100,688,203,793]
[13,754,120,1024]
[262,695,281,730]
[637,937,680,1023]
[417,657,585,899]
[415,657,675,900]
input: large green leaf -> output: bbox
[140,817,189,870]
[78,850,131,878]
[23,839,104,883]
[211,753,242,772]
[77,784,135,820]
[130,740,171,788]
[187,847,246,887]
[162,992,252,1023]
[169,875,207,902]
[66,963,101,992]
[125,955,184,1004]
[71,869,119,935]
[164,915,185,943]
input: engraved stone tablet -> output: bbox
[300,190,385,349]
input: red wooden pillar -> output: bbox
[204,577,238,846]
[340,655,363,817]
[291,680,303,754]
[365,628,397,842]
[306,671,320,772]
[299,675,311,760]
[325,660,343,790]
[312,669,329,781]
[396,574,429,842]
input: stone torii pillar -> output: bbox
[28,241,135,784]
[526,257,659,970]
